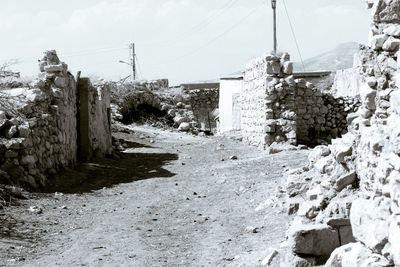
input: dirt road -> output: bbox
[0,126,308,267]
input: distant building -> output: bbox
[218,73,243,133]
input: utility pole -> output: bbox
[129,43,136,81]
[271,0,277,54]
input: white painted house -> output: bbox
[218,73,243,133]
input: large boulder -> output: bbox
[289,224,340,257]
[388,215,400,265]
[325,242,391,267]
[372,0,400,23]
[350,198,390,253]
[178,122,190,132]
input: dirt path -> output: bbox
[0,126,308,267]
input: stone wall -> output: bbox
[79,78,112,160]
[241,53,360,149]
[0,51,112,189]
[283,1,400,266]
[186,88,219,131]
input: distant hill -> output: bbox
[293,42,360,72]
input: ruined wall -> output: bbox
[0,51,112,189]
[187,88,219,131]
[0,51,78,188]
[283,1,400,266]
[241,53,359,149]
[79,78,112,160]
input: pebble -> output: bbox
[28,206,43,214]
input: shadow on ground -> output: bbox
[40,141,178,194]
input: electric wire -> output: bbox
[135,55,143,80]
[170,0,268,62]
[282,0,306,72]
[142,0,241,47]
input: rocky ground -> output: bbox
[0,125,308,267]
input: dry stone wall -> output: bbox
[186,88,219,131]
[241,53,360,149]
[114,82,219,133]
[282,1,400,266]
[0,51,112,189]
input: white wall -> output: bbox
[331,68,361,97]
[219,78,243,133]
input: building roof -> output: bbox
[293,71,332,78]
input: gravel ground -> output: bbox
[0,125,308,267]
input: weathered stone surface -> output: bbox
[384,24,400,37]
[283,61,293,75]
[350,198,390,253]
[54,76,67,88]
[335,171,357,192]
[388,215,400,266]
[174,115,189,125]
[266,61,281,75]
[325,242,391,267]
[289,224,340,256]
[370,34,387,50]
[382,36,400,51]
[178,122,190,132]
[308,145,331,166]
[333,145,352,164]
[373,0,400,23]
[44,64,65,73]
[339,226,356,246]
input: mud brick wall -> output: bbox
[241,53,360,149]
[187,88,219,131]
[0,50,112,189]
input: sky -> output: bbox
[0,0,371,85]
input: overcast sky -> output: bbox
[0,0,370,85]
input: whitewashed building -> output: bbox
[218,73,243,133]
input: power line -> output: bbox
[282,0,305,72]
[60,46,129,58]
[135,54,143,79]
[170,0,268,62]
[143,0,241,47]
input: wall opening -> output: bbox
[121,103,173,126]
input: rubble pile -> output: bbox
[111,82,212,133]
[241,53,360,149]
[282,1,400,266]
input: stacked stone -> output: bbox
[0,50,78,188]
[241,53,294,148]
[138,79,169,91]
[115,85,198,132]
[283,1,400,266]
[242,52,359,149]
[187,88,219,132]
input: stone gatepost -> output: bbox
[241,52,295,149]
